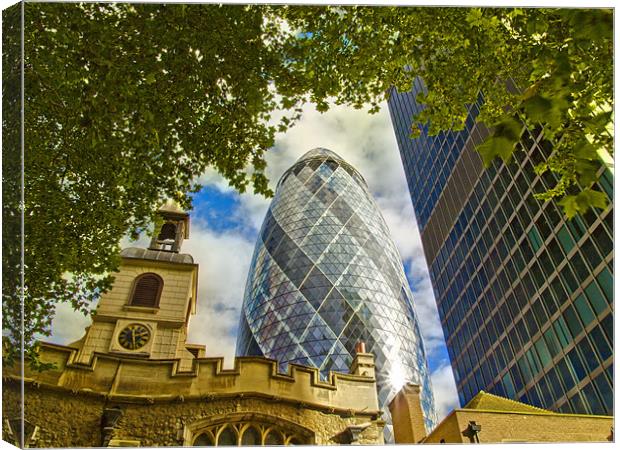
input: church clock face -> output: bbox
[118,324,151,350]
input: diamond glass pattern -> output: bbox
[236,148,437,437]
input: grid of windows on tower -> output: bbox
[388,80,613,417]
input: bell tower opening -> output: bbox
[148,200,190,253]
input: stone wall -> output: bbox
[3,381,105,448]
[3,379,384,447]
[424,410,613,443]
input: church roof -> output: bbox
[463,391,555,414]
[158,199,188,217]
[120,247,194,264]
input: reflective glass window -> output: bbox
[576,337,600,373]
[570,251,589,281]
[546,367,564,400]
[557,358,576,392]
[502,372,516,398]
[517,355,533,384]
[584,281,607,316]
[592,372,613,414]
[582,382,606,415]
[534,338,552,368]
[560,265,579,295]
[592,225,613,256]
[588,325,612,363]
[566,347,587,382]
[574,294,595,328]
[553,316,571,348]
[544,327,561,358]
[563,305,583,338]
[547,238,565,266]
[557,225,575,254]
[596,268,613,303]
[581,238,603,270]
[600,313,613,343]
[569,391,589,414]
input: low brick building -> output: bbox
[390,383,613,444]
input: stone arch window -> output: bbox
[129,273,163,308]
[190,414,312,446]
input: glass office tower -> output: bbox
[387,79,613,416]
[236,148,437,434]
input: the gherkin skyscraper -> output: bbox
[236,148,437,435]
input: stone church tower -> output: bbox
[73,201,204,371]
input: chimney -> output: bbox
[389,383,427,443]
[349,341,375,379]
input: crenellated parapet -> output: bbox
[3,341,385,447]
[5,341,381,418]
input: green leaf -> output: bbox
[560,188,608,218]
[522,94,552,123]
[477,135,517,167]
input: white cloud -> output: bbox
[183,220,256,367]
[48,302,92,346]
[430,362,460,421]
[407,256,446,358]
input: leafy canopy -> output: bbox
[2,4,612,366]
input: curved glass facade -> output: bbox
[236,148,437,435]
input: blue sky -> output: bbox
[50,101,460,420]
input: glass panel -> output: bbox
[543,327,561,358]
[588,326,612,362]
[569,391,590,414]
[585,281,607,316]
[503,372,516,398]
[563,305,583,338]
[194,433,214,446]
[557,225,575,254]
[218,427,237,446]
[596,267,613,303]
[265,430,284,445]
[592,372,613,414]
[557,358,576,392]
[574,294,595,328]
[560,265,579,295]
[527,226,543,252]
[582,380,606,415]
[566,347,587,382]
[569,251,589,281]
[546,367,564,400]
[576,336,600,373]
[534,338,552,368]
[241,426,261,446]
[553,316,571,348]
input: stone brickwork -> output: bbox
[75,256,199,366]
[424,410,613,443]
[3,380,383,447]
[3,381,105,448]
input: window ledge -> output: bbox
[123,305,159,313]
